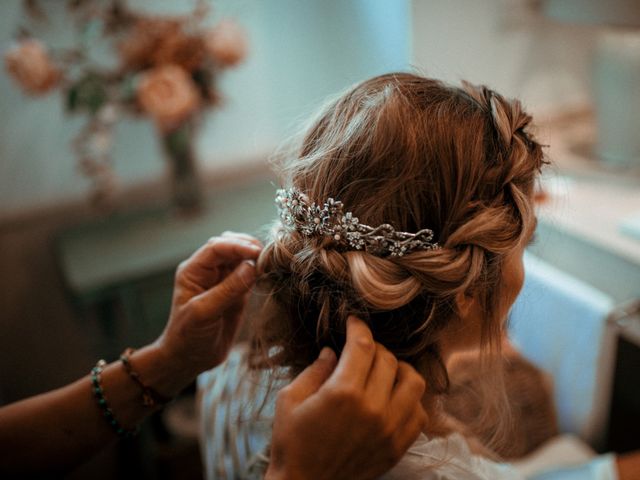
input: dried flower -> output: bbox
[4,39,59,95]
[118,18,181,70]
[137,64,200,131]
[205,19,248,68]
[152,33,206,72]
[5,2,248,211]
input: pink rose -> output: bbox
[137,64,200,131]
[152,33,206,73]
[205,19,248,68]
[4,39,60,95]
[118,19,181,70]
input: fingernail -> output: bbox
[239,261,256,281]
[319,347,336,362]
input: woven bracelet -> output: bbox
[91,359,139,438]
[119,348,172,408]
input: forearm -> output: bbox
[0,372,117,474]
[0,344,196,475]
[0,234,259,475]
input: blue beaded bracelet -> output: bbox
[91,359,139,438]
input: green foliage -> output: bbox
[163,123,192,160]
[66,73,108,114]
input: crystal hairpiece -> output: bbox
[275,188,439,257]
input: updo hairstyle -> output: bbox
[249,73,545,393]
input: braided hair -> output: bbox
[249,73,545,399]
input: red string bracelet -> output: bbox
[119,348,172,408]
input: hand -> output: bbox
[154,232,262,382]
[266,316,428,480]
[617,450,640,480]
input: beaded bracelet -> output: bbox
[119,348,172,408]
[91,359,139,438]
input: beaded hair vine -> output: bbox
[275,188,440,257]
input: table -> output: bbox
[55,176,277,355]
[528,109,640,453]
[529,110,640,303]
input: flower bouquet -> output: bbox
[4,0,248,212]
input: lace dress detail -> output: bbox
[380,433,525,480]
[198,346,280,480]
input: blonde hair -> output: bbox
[249,73,545,400]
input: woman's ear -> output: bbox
[455,290,475,319]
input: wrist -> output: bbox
[129,343,197,400]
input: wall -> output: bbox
[0,0,411,218]
[1,0,600,219]
[411,0,596,114]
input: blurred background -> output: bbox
[1,0,639,478]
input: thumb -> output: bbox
[286,348,338,403]
[192,260,256,317]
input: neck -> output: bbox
[419,356,499,460]
[419,342,469,437]
[420,394,451,437]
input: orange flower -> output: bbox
[153,33,206,72]
[118,18,181,70]
[205,19,248,68]
[137,64,200,131]
[4,39,60,95]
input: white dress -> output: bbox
[198,346,619,480]
[380,433,618,480]
[381,433,525,480]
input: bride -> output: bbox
[200,73,637,479]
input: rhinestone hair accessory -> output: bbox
[275,188,439,257]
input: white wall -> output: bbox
[0,0,411,216]
[411,0,596,113]
[2,0,601,217]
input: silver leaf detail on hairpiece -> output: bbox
[275,188,439,257]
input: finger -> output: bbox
[218,290,252,346]
[202,237,262,265]
[365,343,398,409]
[220,231,263,248]
[282,348,338,403]
[185,238,262,273]
[188,260,256,320]
[214,264,235,287]
[392,404,428,459]
[326,316,376,390]
[389,362,427,427]
[221,289,252,318]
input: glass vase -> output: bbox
[161,122,204,214]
